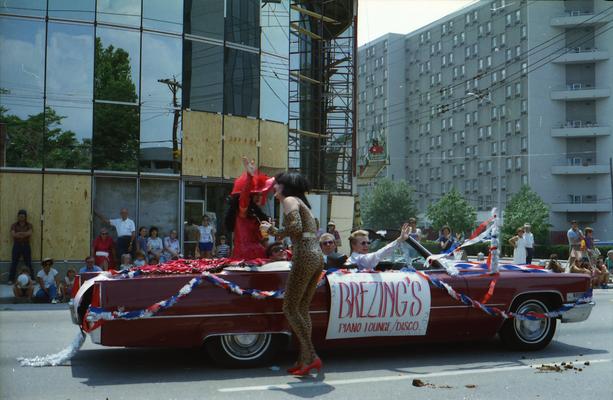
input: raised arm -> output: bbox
[94,209,110,225]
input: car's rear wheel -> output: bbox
[500,298,556,350]
[205,333,285,368]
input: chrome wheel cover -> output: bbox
[220,334,272,361]
[513,301,550,343]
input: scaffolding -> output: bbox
[288,0,356,193]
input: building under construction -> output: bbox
[288,0,357,193]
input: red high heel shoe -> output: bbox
[291,357,322,376]
[287,363,302,373]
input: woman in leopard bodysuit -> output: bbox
[260,172,324,376]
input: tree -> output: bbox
[361,179,418,230]
[426,188,477,235]
[503,185,551,244]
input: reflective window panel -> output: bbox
[260,54,289,123]
[225,0,260,48]
[95,27,140,103]
[93,103,139,171]
[44,102,92,170]
[139,179,180,240]
[143,0,183,34]
[224,48,259,118]
[184,0,224,41]
[96,0,141,28]
[0,0,46,18]
[261,0,289,58]
[48,0,95,21]
[183,40,223,113]
[93,177,137,241]
[0,17,46,168]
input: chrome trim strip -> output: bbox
[508,290,564,312]
[141,310,328,319]
[203,331,292,342]
[431,303,505,309]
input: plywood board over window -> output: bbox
[330,195,355,255]
[182,111,222,177]
[223,115,259,179]
[42,174,91,260]
[0,173,43,262]
[260,120,288,171]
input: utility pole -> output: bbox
[158,77,182,173]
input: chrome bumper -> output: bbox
[560,301,595,323]
[69,300,79,325]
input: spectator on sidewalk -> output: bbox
[134,250,147,267]
[184,220,199,258]
[79,256,102,273]
[135,227,149,262]
[215,235,231,258]
[61,268,76,302]
[583,227,600,266]
[327,221,342,248]
[595,256,609,288]
[198,215,216,259]
[92,227,116,271]
[546,254,565,273]
[509,227,528,265]
[523,223,535,264]
[118,254,133,271]
[162,229,181,262]
[437,225,455,253]
[95,208,136,263]
[35,258,60,303]
[606,250,613,274]
[13,267,34,299]
[146,226,164,262]
[407,218,422,242]
[567,220,584,270]
[8,209,34,284]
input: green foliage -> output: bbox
[361,179,418,230]
[503,185,551,244]
[426,188,477,235]
[0,106,90,169]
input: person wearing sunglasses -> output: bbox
[346,224,411,270]
[319,233,347,268]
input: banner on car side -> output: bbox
[326,272,431,339]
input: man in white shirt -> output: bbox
[523,223,535,265]
[95,208,136,262]
[345,224,410,270]
[35,257,60,303]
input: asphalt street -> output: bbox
[1,290,612,400]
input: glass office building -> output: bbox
[0,0,290,263]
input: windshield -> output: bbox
[368,238,431,270]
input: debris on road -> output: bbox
[465,384,477,389]
[411,379,454,389]
[536,361,590,373]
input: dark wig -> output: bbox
[274,172,311,209]
[224,194,269,232]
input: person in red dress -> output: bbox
[92,227,116,270]
[224,157,274,260]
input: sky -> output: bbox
[358,0,477,46]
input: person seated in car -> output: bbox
[345,224,410,270]
[319,233,347,268]
[266,242,289,262]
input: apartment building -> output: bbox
[357,0,613,240]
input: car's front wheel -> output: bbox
[499,298,557,350]
[204,333,285,368]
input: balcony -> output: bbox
[552,121,611,138]
[551,84,610,101]
[552,48,609,64]
[551,202,610,213]
[551,164,609,175]
[550,11,612,27]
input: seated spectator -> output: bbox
[61,268,76,302]
[13,266,34,300]
[35,258,60,303]
[147,226,164,261]
[606,250,613,275]
[320,233,347,268]
[162,229,181,262]
[215,235,231,258]
[345,224,410,270]
[135,226,149,261]
[546,254,565,273]
[266,242,289,262]
[595,256,609,288]
[149,254,160,265]
[79,256,103,273]
[92,227,116,271]
[118,254,133,271]
[570,257,591,275]
[134,250,147,267]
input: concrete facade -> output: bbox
[357,0,613,240]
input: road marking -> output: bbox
[218,358,612,393]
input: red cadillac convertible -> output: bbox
[70,237,594,368]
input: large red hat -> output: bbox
[231,172,274,196]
